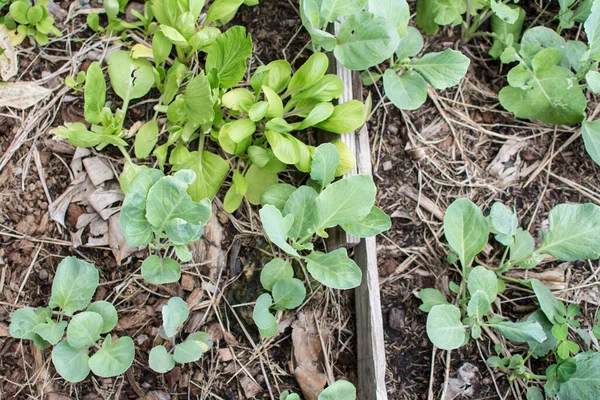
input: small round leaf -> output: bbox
[67,311,103,349]
[52,341,91,383]
[87,301,118,334]
[149,345,175,373]
[89,335,135,377]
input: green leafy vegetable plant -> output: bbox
[148,297,213,372]
[419,198,600,397]
[252,143,391,337]
[281,380,357,400]
[120,168,212,284]
[9,257,134,382]
[2,0,61,45]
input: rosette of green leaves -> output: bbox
[87,0,146,33]
[216,52,365,212]
[252,144,390,337]
[148,297,213,373]
[9,257,134,382]
[4,0,61,45]
[120,168,212,284]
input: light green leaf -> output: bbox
[300,0,337,50]
[417,288,448,312]
[537,203,600,261]
[283,186,318,239]
[467,290,490,321]
[305,248,362,289]
[272,278,306,310]
[409,49,470,90]
[320,0,366,23]
[260,183,297,211]
[253,293,278,336]
[221,118,256,143]
[297,102,335,130]
[251,60,292,94]
[341,206,391,238]
[261,258,294,291]
[160,25,189,47]
[205,26,252,88]
[260,204,299,256]
[265,130,301,164]
[248,101,269,121]
[84,62,105,125]
[88,335,135,377]
[51,341,90,383]
[395,26,424,60]
[310,143,339,189]
[332,139,356,176]
[206,0,244,25]
[416,0,466,35]
[222,88,255,111]
[493,320,546,343]
[183,72,214,125]
[183,151,230,201]
[245,164,279,205]
[107,51,154,102]
[318,380,357,400]
[443,198,489,267]
[32,320,67,345]
[49,257,99,316]
[142,255,181,284]
[467,265,498,302]
[287,52,329,95]
[509,228,535,263]
[173,331,213,363]
[526,310,558,358]
[583,119,600,166]
[315,174,375,232]
[9,1,29,25]
[531,279,563,324]
[294,75,344,103]
[134,120,159,159]
[67,311,103,349]
[334,12,400,71]
[315,100,365,134]
[585,0,600,60]
[162,297,189,338]
[87,301,118,334]
[383,69,428,111]
[426,304,466,350]
[149,345,175,373]
[490,0,519,23]
[367,0,410,37]
[152,31,172,65]
[557,352,600,399]
[263,86,283,118]
[9,307,51,340]
[587,71,600,94]
[175,245,193,262]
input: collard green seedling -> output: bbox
[252,144,391,337]
[2,0,61,45]
[420,198,600,397]
[120,168,211,284]
[281,380,357,400]
[148,297,212,372]
[9,257,134,382]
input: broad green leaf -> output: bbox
[283,186,318,239]
[305,248,362,289]
[531,279,563,324]
[341,206,391,238]
[526,310,558,358]
[175,245,193,262]
[467,266,498,302]
[162,297,189,338]
[89,335,135,377]
[293,75,343,103]
[142,255,181,284]
[314,100,365,134]
[418,288,448,312]
[245,164,278,205]
[298,102,335,130]
[221,118,256,143]
[318,380,357,400]
[9,307,51,340]
[537,203,600,261]
[152,31,172,65]
[253,293,278,336]
[149,345,175,373]
[493,320,547,343]
[314,174,375,232]
[260,204,299,256]
[287,52,329,95]
[272,278,306,310]
[146,170,212,232]
[490,0,519,24]
[9,1,29,25]
[205,26,252,88]
[443,198,489,267]
[583,119,600,166]
[395,26,424,60]
[499,65,585,125]
[509,228,535,263]
[120,169,164,246]
[467,290,491,321]
[33,320,67,345]
[49,257,99,316]
[67,311,103,349]
[263,86,283,118]
[182,151,230,201]
[261,258,294,291]
[299,0,337,51]
[223,184,244,213]
[104,0,119,19]
[173,331,213,363]
[558,352,600,399]
[320,0,366,23]
[587,71,600,94]
[409,49,470,90]
[585,0,600,60]
[383,69,428,111]
[310,143,339,190]
[222,88,255,111]
[261,183,297,211]
[248,101,269,121]
[205,0,244,25]
[163,61,189,105]
[160,25,189,47]
[526,386,544,400]
[489,202,518,245]
[183,72,214,125]
[426,304,466,350]
[87,301,118,334]
[107,51,154,103]
[134,120,159,159]
[334,12,400,71]
[84,62,105,125]
[251,60,292,94]
[332,139,355,176]
[52,341,90,383]
[415,0,466,35]
[367,0,410,37]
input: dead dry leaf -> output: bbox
[294,366,327,400]
[0,82,52,109]
[292,311,328,400]
[240,376,262,398]
[0,26,17,81]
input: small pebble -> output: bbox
[388,124,399,134]
[382,161,393,171]
[388,308,405,331]
[38,269,49,280]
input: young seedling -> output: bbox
[420,198,600,396]
[148,297,213,373]
[120,168,212,284]
[280,380,357,400]
[252,143,391,337]
[9,257,134,382]
[3,0,61,45]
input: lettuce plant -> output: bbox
[3,0,61,45]
[9,257,134,382]
[148,297,212,373]
[420,198,600,397]
[120,169,212,284]
[252,144,391,337]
